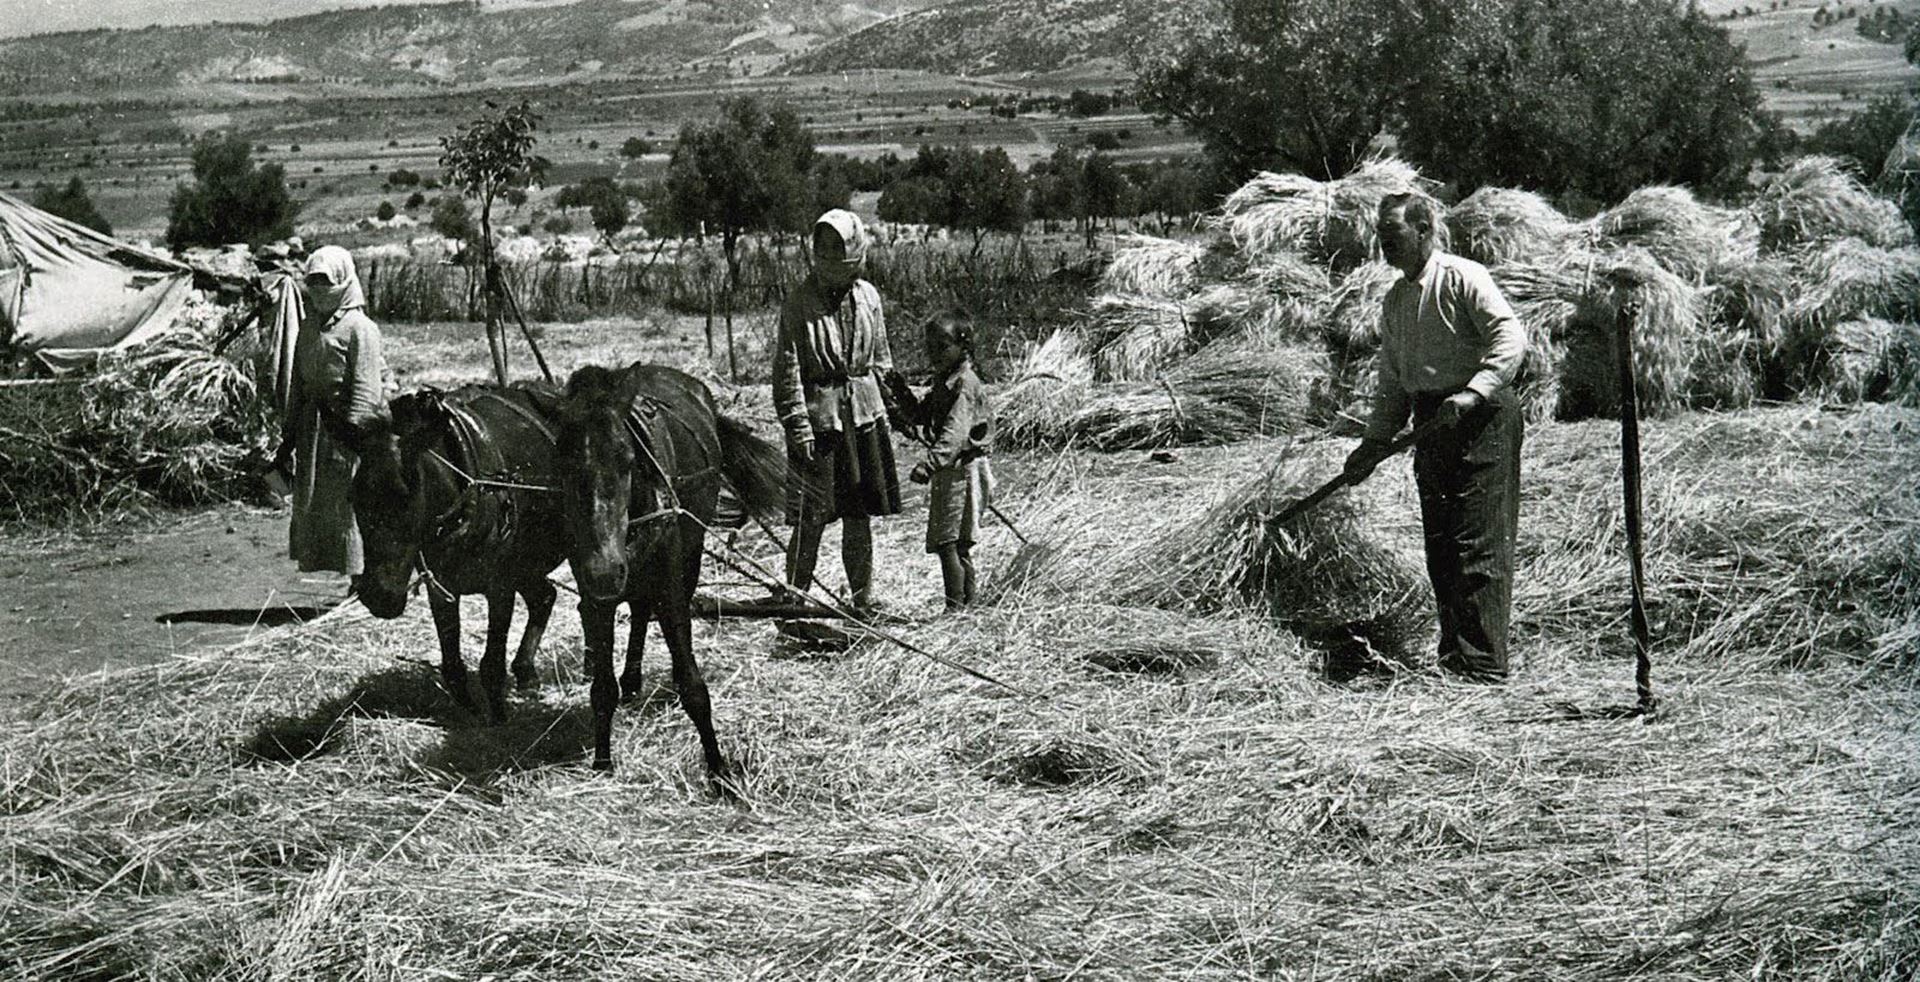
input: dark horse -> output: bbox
[350,383,567,723]
[554,364,786,775]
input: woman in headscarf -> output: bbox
[771,209,903,611]
[272,245,390,575]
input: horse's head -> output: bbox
[349,391,445,619]
[557,366,640,604]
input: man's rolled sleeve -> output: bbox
[1461,265,1527,400]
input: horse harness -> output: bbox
[415,389,559,595]
[620,394,719,538]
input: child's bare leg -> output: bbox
[937,544,967,611]
[957,544,976,606]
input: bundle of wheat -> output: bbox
[1083,293,1205,382]
[1063,336,1320,450]
[1777,239,1920,395]
[1218,158,1445,270]
[1097,235,1206,301]
[1751,155,1914,252]
[994,329,1096,448]
[1447,187,1581,268]
[1555,249,1707,420]
[1591,185,1757,279]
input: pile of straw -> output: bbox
[1555,249,1707,420]
[1445,187,1580,268]
[0,305,272,524]
[1778,239,1920,394]
[1082,293,1199,382]
[1062,335,1320,450]
[1591,185,1756,280]
[1217,157,1447,271]
[994,329,1095,448]
[1751,155,1915,252]
[1097,235,1205,301]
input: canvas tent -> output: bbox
[0,191,196,373]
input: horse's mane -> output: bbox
[564,364,636,419]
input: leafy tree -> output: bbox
[662,96,815,288]
[32,176,112,234]
[165,132,299,248]
[1400,0,1780,198]
[1135,0,1420,183]
[542,214,573,235]
[376,200,396,221]
[620,136,653,158]
[430,194,474,242]
[1137,0,1778,198]
[404,190,426,209]
[439,100,549,383]
[589,194,629,242]
[388,167,420,187]
[1803,93,1916,183]
[877,176,946,225]
[947,146,1028,251]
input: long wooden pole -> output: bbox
[1614,295,1657,714]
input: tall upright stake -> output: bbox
[1614,292,1656,714]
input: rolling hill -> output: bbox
[780,0,1211,77]
[0,0,935,95]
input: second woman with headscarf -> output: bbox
[772,209,903,612]
[273,245,391,577]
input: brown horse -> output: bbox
[554,364,785,776]
[350,383,567,723]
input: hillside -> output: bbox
[782,0,1212,77]
[0,0,934,95]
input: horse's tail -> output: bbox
[715,413,787,523]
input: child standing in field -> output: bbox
[887,312,995,611]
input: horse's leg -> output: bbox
[511,576,557,689]
[661,530,726,778]
[479,589,516,724]
[427,589,474,712]
[581,599,620,771]
[620,598,654,702]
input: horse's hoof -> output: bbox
[512,670,539,691]
[591,757,614,773]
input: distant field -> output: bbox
[0,69,1188,243]
[1703,0,1919,128]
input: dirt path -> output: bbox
[1,503,347,706]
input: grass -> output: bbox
[3,403,1915,979]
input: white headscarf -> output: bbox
[812,209,868,292]
[302,245,367,325]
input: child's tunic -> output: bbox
[901,361,995,553]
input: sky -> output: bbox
[0,0,432,38]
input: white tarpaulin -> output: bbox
[0,191,196,372]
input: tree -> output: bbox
[1803,93,1916,183]
[1137,0,1778,199]
[947,146,1029,251]
[1400,0,1780,199]
[589,194,629,242]
[1135,0,1421,183]
[620,136,653,158]
[405,190,426,210]
[431,194,474,242]
[376,200,397,221]
[165,132,299,248]
[662,96,814,288]
[439,100,550,384]
[32,176,111,234]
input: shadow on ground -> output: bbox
[237,662,603,784]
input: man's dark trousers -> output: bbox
[1411,388,1523,679]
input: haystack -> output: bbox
[1446,187,1580,267]
[1082,293,1203,382]
[994,329,1095,448]
[1751,155,1914,252]
[1823,317,1899,404]
[1778,239,1920,395]
[1184,281,1321,345]
[1103,443,1428,671]
[1555,249,1707,420]
[1098,235,1206,301]
[1062,334,1320,450]
[1217,158,1446,271]
[1591,185,1757,279]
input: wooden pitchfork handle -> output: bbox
[1266,416,1447,527]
